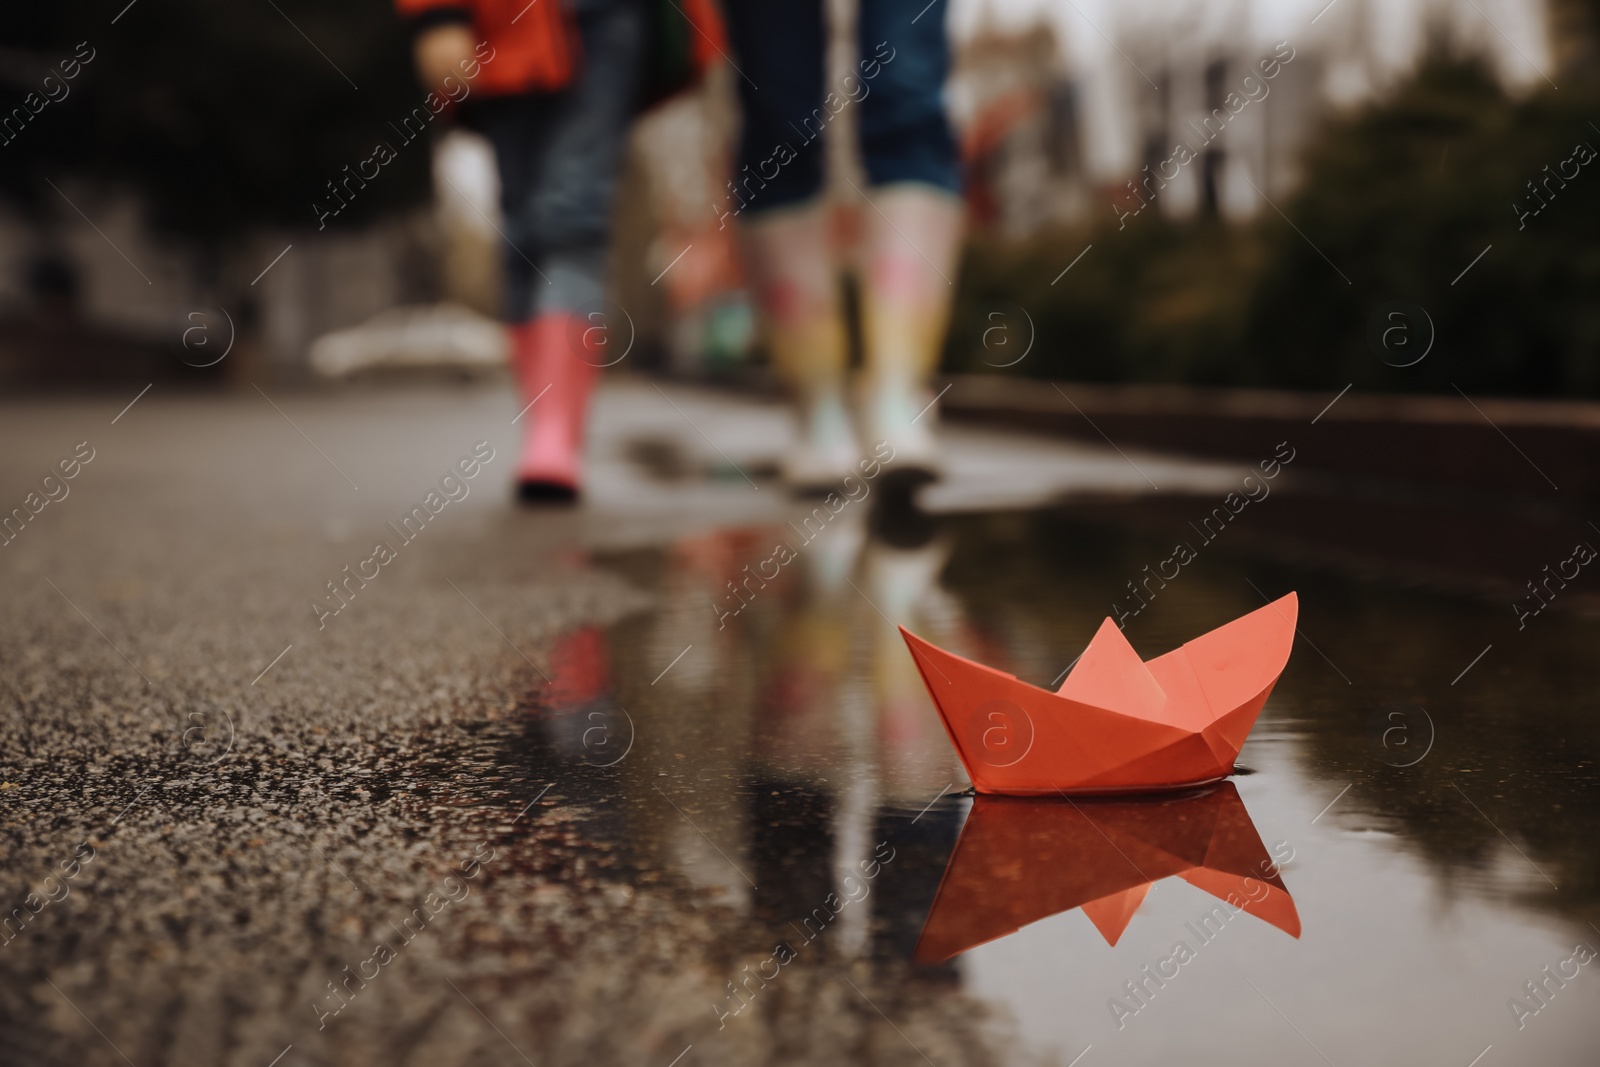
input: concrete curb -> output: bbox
[939,374,1599,502]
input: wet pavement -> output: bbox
[2,377,1598,1066]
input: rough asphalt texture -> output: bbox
[7,379,1216,1066]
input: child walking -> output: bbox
[400,0,722,500]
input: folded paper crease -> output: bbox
[899,592,1297,795]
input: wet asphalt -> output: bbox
[1,378,1236,1067]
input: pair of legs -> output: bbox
[475,0,643,500]
[723,0,964,491]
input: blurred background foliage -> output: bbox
[946,9,1600,397]
[8,0,1600,397]
[3,0,429,240]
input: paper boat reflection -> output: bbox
[914,782,1299,964]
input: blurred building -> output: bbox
[0,183,440,387]
[951,24,1089,235]
[948,0,1555,229]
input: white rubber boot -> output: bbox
[785,385,861,493]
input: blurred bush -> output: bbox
[947,40,1600,398]
[3,0,428,239]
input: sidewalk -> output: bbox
[2,375,1578,610]
[582,378,1246,546]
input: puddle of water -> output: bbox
[502,503,1600,1066]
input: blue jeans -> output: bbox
[721,0,960,216]
[473,0,643,322]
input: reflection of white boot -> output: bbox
[861,376,942,484]
[867,535,950,622]
[804,507,866,594]
[785,387,861,493]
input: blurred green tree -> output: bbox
[2,0,428,239]
[1241,51,1600,396]
[947,11,1600,398]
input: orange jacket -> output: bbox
[396,0,724,97]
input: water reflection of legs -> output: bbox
[862,498,963,802]
[752,495,971,965]
[665,494,972,966]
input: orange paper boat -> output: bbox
[915,782,1299,963]
[899,593,1297,795]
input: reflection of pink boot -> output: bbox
[511,314,599,502]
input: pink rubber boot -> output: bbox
[510,313,600,502]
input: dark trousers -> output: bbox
[472,0,644,322]
[720,0,960,217]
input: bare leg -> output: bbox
[858,183,964,477]
[743,200,860,490]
